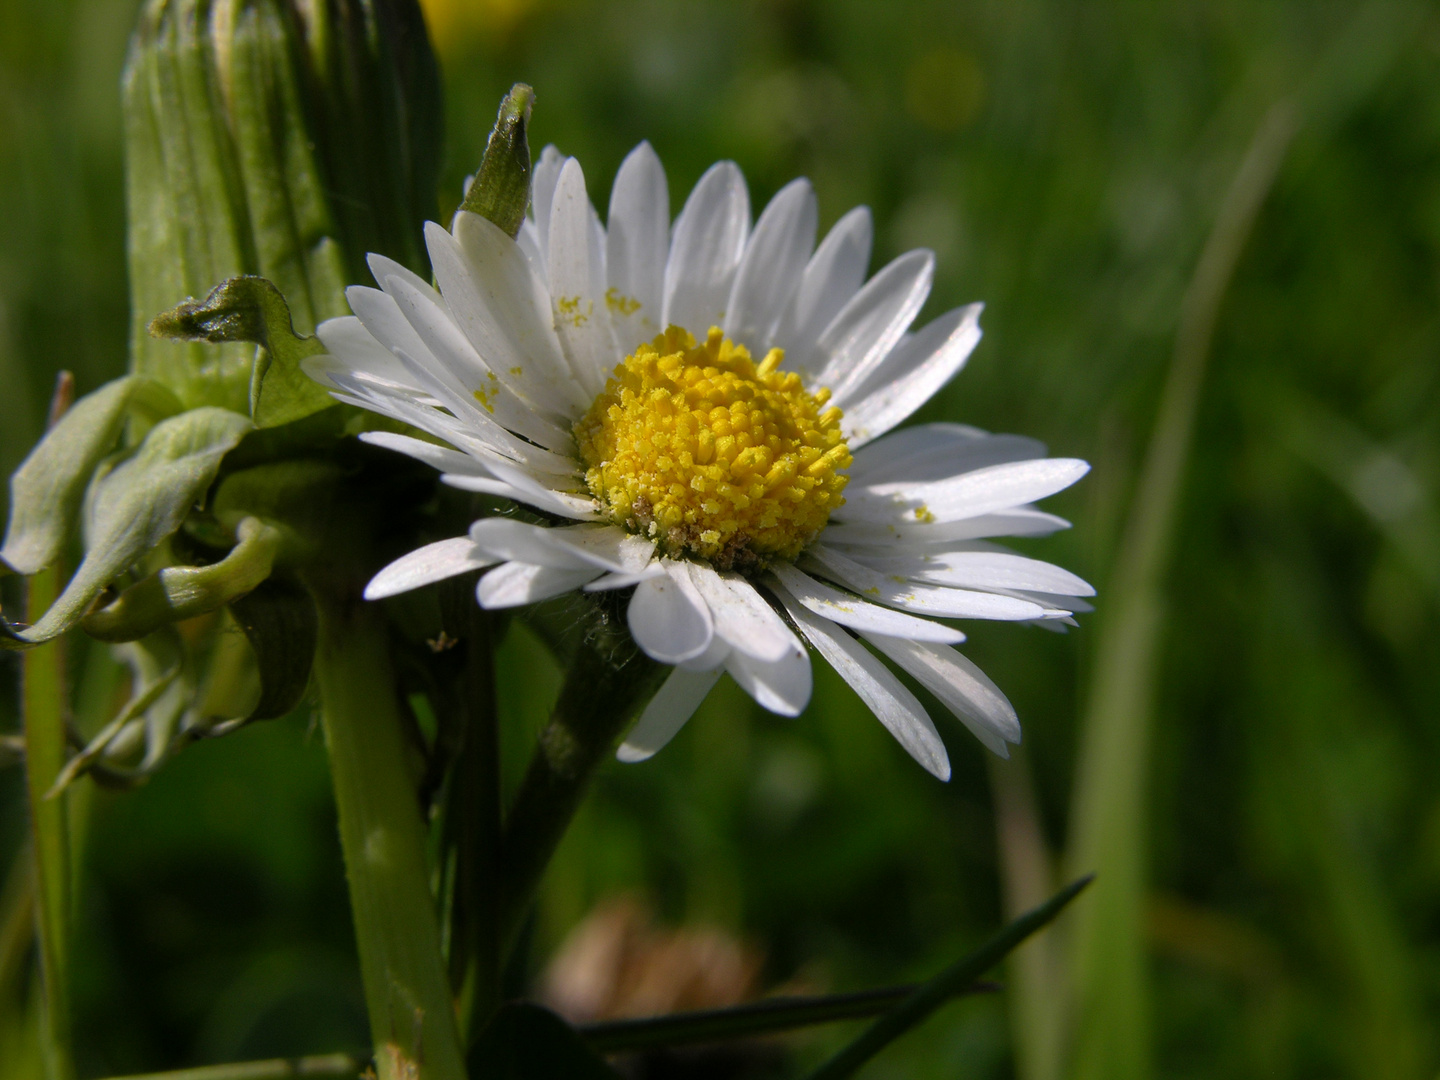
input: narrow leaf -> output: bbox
[12,408,252,647]
[461,84,535,238]
[149,276,332,428]
[580,982,999,1055]
[805,876,1093,1080]
[470,1002,622,1080]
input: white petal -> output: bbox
[368,253,438,302]
[774,586,950,780]
[606,141,669,352]
[364,537,498,600]
[469,518,592,568]
[627,563,714,663]
[387,345,573,474]
[724,640,812,716]
[584,565,668,591]
[840,304,984,446]
[836,458,1091,525]
[477,561,599,608]
[445,458,600,521]
[819,510,1072,549]
[384,276,575,451]
[346,284,434,366]
[804,544,1045,621]
[515,219,547,281]
[358,431,487,475]
[432,215,586,418]
[862,634,1019,756]
[531,144,565,260]
[849,423,1046,485]
[809,249,933,392]
[617,666,723,762]
[543,523,657,573]
[768,562,965,643]
[672,563,797,662]
[548,157,618,399]
[723,178,817,351]
[861,551,1095,597]
[773,206,872,369]
[313,315,416,390]
[664,161,750,336]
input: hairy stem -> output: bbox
[313,596,464,1080]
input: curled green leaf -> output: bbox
[8,407,252,648]
[228,575,317,722]
[150,275,334,429]
[82,517,283,643]
[2,375,182,576]
[462,83,535,239]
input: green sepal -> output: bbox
[149,276,333,429]
[2,375,182,576]
[462,84,535,239]
[469,1003,623,1080]
[229,575,317,721]
[81,517,283,643]
[4,407,253,648]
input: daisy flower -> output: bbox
[304,143,1092,779]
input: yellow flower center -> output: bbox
[575,326,851,571]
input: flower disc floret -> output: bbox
[575,326,851,570]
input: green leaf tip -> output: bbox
[462,83,535,238]
[805,874,1094,1080]
[150,276,335,429]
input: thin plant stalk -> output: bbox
[313,597,465,1080]
[21,563,73,1080]
[497,640,662,951]
[1063,102,1298,1080]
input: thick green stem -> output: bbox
[23,564,74,1080]
[497,640,662,949]
[313,597,464,1080]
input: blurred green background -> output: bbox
[3,0,1440,1077]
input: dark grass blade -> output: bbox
[805,875,1094,1080]
[580,982,999,1055]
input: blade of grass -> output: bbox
[581,983,997,1055]
[804,876,1092,1080]
[989,750,1063,1080]
[1063,102,1298,1080]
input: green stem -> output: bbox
[451,602,502,1042]
[23,564,74,1080]
[313,597,465,1080]
[497,639,662,950]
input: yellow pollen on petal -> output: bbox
[574,325,851,570]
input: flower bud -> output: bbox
[124,0,441,412]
